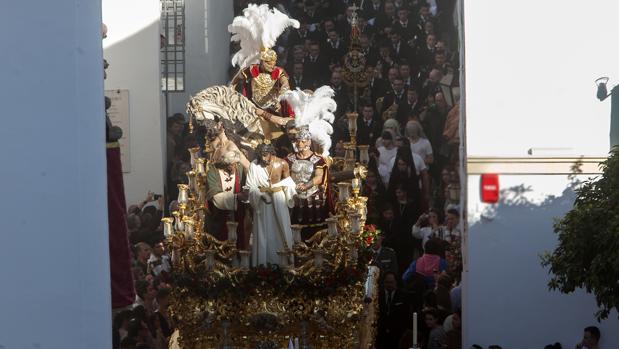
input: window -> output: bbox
[161,0,185,92]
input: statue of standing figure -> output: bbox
[246,142,297,266]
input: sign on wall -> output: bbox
[105,89,131,173]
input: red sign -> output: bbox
[481,174,499,203]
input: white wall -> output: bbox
[463,175,619,348]
[463,1,619,347]
[103,0,165,205]
[166,0,233,116]
[0,1,112,347]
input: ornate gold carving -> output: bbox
[251,72,281,109]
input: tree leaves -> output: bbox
[541,146,619,320]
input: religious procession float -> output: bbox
[164,4,379,348]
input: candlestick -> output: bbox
[188,147,200,167]
[177,184,189,204]
[291,224,303,244]
[239,250,250,270]
[326,217,338,238]
[358,145,369,165]
[226,221,238,244]
[351,177,361,196]
[172,211,184,232]
[186,170,197,192]
[183,218,195,238]
[344,143,356,158]
[413,312,418,346]
[349,213,362,233]
[346,112,358,140]
[337,182,351,202]
[161,217,174,237]
[196,158,206,176]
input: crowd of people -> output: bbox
[113,191,175,349]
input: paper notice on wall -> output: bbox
[105,89,131,173]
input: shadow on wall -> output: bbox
[466,177,619,348]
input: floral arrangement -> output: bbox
[361,224,381,247]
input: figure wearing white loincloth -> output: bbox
[247,143,297,266]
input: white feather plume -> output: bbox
[280,86,337,156]
[228,4,300,69]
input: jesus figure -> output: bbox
[247,142,297,266]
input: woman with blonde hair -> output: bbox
[405,120,433,165]
[375,118,402,148]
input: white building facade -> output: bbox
[462,0,619,347]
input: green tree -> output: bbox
[541,147,619,320]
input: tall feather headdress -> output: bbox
[280,86,337,156]
[228,4,300,69]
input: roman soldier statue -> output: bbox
[279,86,338,238]
[228,4,300,133]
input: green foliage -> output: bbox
[541,147,619,320]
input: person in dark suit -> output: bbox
[418,33,438,67]
[357,104,383,146]
[302,0,324,28]
[362,0,383,20]
[323,30,347,65]
[304,42,331,85]
[289,62,314,91]
[374,1,397,32]
[399,60,420,90]
[287,16,314,48]
[380,77,407,118]
[330,70,350,117]
[360,34,378,66]
[397,88,422,126]
[376,44,397,77]
[371,233,399,276]
[392,7,418,42]
[273,120,298,159]
[365,66,389,105]
[376,271,412,349]
[389,27,414,62]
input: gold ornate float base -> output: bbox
[168,271,378,349]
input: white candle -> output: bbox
[294,338,299,349]
[350,213,361,233]
[337,182,351,202]
[161,218,174,237]
[239,250,250,270]
[326,217,338,238]
[177,184,189,204]
[183,218,194,238]
[226,221,238,243]
[358,145,369,165]
[291,224,303,244]
[196,158,206,176]
[413,312,418,346]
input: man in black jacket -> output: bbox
[357,104,383,146]
[376,271,411,349]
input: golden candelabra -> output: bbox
[164,131,378,349]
